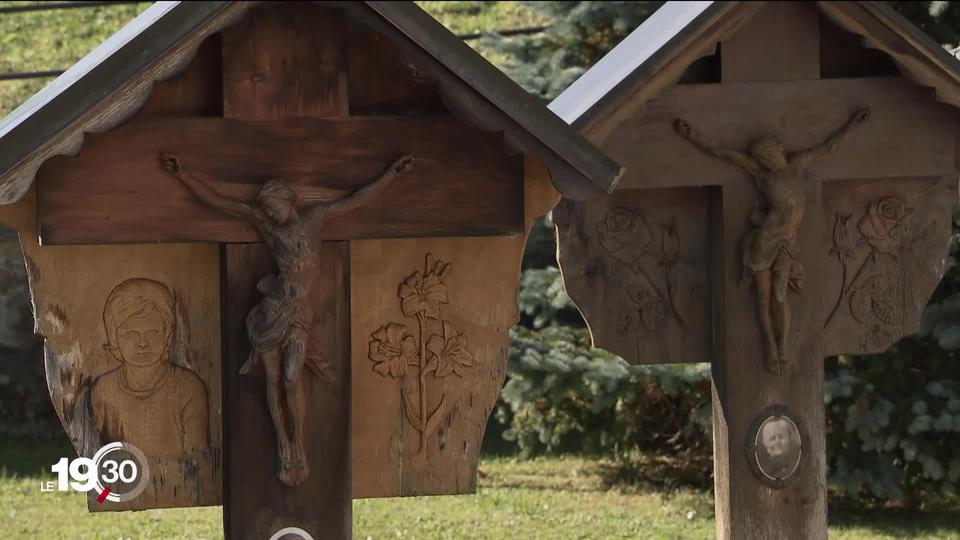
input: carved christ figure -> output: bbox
[161,152,415,486]
[674,108,870,374]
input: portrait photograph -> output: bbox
[752,415,802,483]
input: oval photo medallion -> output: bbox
[745,406,804,488]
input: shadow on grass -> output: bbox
[0,432,75,478]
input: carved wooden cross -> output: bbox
[555,5,957,538]
[1,4,620,539]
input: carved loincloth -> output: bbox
[239,276,330,379]
[741,227,804,293]
[246,293,309,352]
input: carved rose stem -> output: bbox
[633,258,684,326]
[825,251,876,330]
[661,266,686,327]
[416,311,428,454]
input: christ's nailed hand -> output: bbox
[392,154,416,175]
[854,107,871,124]
[160,152,183,174]
[673,119,692,137]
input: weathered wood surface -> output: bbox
[352,155,558,498]
[822,176,956,356]
[222,242,351,537]
[720,2,820,83]
[37,115,523,244]
[607,77,953,190]
[347,28,445,116]
[554,187,711,365]
[709,183,828,539]
[0,3,252,205]
[0,188,222,512]
[557,5,959,539]
[139,34,223,118]
[222,6,348,120]
[221,6,351,540]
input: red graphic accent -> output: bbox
[96,487,111,503]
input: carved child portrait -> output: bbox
[90,278,209,456]
[753,415,802,481]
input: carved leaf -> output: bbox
[872,296,898,326]
[849,287,872,324]
[627,283,666,330]
[401,388,423,431]
[423,394,448,438]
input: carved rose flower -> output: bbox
[399,254,452,319]
[597,208,652,265]
[425,320,474,378]
[369,323,417,378]
[857,197,907,255]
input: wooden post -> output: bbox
[221,7,352,540]
[711,5,826,539]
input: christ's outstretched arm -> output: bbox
[303,154,415,226]
[161,153,257,220]
[792,108,871,163]
[674,119,762,177]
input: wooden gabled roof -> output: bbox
[0,1,623,204]
[550,1,960,135]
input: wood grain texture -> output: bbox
[222,242,351,537]
[715,14,827,539]
[553,187,711,365]
[710,184,827,540]
[221,6,351,540]
[347,28,445,116]
[721,2,820,83]
[822,176,957,356]
[609,77,954,190]
[37,116,523,244]
[351,155,557,498]
[19,228,222,511]
[139,34,223,118]
[222,6,348,120]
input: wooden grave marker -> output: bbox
[551,2,960,539]
[0,2,621,539]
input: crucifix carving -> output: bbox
[553,4,959,538]
[673,108,871,374]
[161,152,415,486]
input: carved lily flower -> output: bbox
[660,223,680,267]
[399,253,452,319]
[597,208,652,266]
[369,323,417,378]
[829,214,856,263]
[425,320,474,378]
[858,197,908,255]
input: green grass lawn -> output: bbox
[2,436,960,539]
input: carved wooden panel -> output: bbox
[350,236,523,497]
[822,176,956,356]
[554,187,711,365]
[20,230,221,511]
[351,156,558,498]
[37,116,523,244]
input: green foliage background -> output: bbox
[4,0,960,506]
